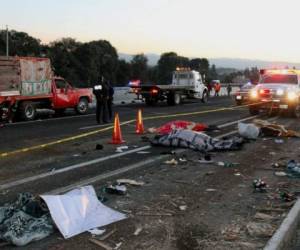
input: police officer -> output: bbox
[107,81,114,121]
[93,76,109,124]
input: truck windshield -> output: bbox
[261,74,298,84]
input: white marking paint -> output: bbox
[0,114,265,191]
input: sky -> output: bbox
[1,0,300,62]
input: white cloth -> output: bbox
[41,186,126,239]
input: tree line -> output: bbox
[0,29,256,87]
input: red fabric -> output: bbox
[155,120,208,134]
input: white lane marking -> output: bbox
[46,149,187,195]
[0,115,259,191]
[218,115,259,128]
[0,145,151,191]
[47,127,245,195]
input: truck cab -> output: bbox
[172,69,207,99]
[52,77,92,115]
[248,69,300,117]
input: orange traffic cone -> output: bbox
[110,113,125,144]
[136,109,144,134]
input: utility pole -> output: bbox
[6,25,9,57]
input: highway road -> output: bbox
[1,96,300,249]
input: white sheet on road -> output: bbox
[41,185,126,239]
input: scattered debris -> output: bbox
[179,205,187,211]
[105,185,127,195]
[238,122,260,139]
[88,228,106,236]
[254,212,275,221]
[41,186,126,239]
[206,189,217,192]
[164,158,178,165]
[254,119,300,137]
[114,242,122,249]
[199,154,214,164]
[179,157,188,162]
[246,222,274,237]
[115,146,129,153]
[136,212,173,216]
[234,173,241,176]
[205,171,215,176]
[116,179,145,186]
[280,191,296,202]
[96,144,104,150]
[269,152,276,156]
[274,139,284,144]
[287,160,300,177]
[0,193,54,246]
[148,120,209,134]
[133,226,143,236]
[99,229,116,241]
[89,238,113,250]
[151,129,244,152]
[217,161,239,168]
[275,171,287,177]
[253,179,267,192]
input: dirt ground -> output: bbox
[2,119,300,250]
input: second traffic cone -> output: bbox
[110,113,125,144]
[136,109,144,134]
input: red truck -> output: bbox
[0,56,93,121]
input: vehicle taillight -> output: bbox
[151,89,158,94]
[259,89,270,95]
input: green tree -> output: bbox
[130,53,148,81]
[74,40,119,86]
[157,52,189,84]
[0,29,41,56]
[47,38,82,85]
[115,59,132,86]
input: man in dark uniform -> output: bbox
[107,81,114,121]
[93,76,109,124]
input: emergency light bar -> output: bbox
[260,69,300,75]
[176,67,191,71]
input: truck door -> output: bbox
[53,79,77,108]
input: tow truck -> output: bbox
[0,56,93,121]
[248,69,300,117]
[131,68,208,105]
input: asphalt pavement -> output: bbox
[1,96,300,249]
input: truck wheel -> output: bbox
[19,101,37,121]
[174,93,181,105]
[289,105,300,118]
[167,92,181,105]
[76,98,89,115]
[201,91,208,103]
[249,105,259,115]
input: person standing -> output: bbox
[214,82,221,97]
[227,83,232,97]
[107,81,114,122]
[93,76,109,124]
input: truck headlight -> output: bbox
[276,89,284,96]
[250,89,258,98]
[287,91,297,100]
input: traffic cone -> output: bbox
[110,113,125,144]
[136,109,144,134]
